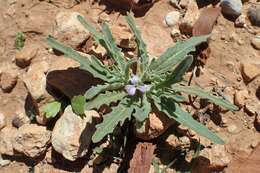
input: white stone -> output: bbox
[165,11,180,27]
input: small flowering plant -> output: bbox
[46,14,238,144]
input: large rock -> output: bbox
[13,124,51,158]
[135,109,174,140]
[220,0,242,18]
[23,61,49,100]
[52,106,100,161]
[110,25,135,49]
[251,36,260,50]
[0,127,18,155]
[179,0,200,35]
[53,11,90,49]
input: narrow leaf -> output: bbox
[85,83,124,100]
[159,55,193,87]
[153,96,224,144]
[71,95,86,115]
[86,91,127,110]
[151,35,209,74]
[171,85,238,111]
[125,13,148,73]
[92,99,134,143]
[42,101,61,118]
[47,36,113,82]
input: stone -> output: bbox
[12,112,30,128]
[179,0,200,35]
[0,155,10,167]
[53,11,90,49]
[110,25,135,49]
[13,124,51,158]
[15,44,38,68]
[244,99,259,116]
[171,28,181,38]
[52,106,100,161]
[0,112,6,130]
[0,127,18,155]
[165,134,182,148]
[46,0,79,8]
[251,36,260,50]
[135,109,174,140]
[170,0,180,9]
[227,124,240,134]
[164,11,180,27]
[235,14,246,27]
[23,61,49,100]
[200,145,232,169]
[179,0,190,9]
[234,89,249,108]
[240,62,260,83]
[220,0,242,18]
[248,5,260,26]
[0,72,17,93]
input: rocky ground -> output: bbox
[0,0,260,172]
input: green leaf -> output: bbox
[152,96,224,144]
[125,13,148,74]
[158,55,193,87]
[85,83,124,100]
[46,36,114,82]
[171,85,238,111]
[92,99,134,143]
[86,91,127,110]
[42,101,61,118]
[77,15,126,73]
[124,60,135,82]
[71,95,86,115]
[15,32,25,50]
[101,23,126,71]
[132,95,151,122]
[151,35,209,74]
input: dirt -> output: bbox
[0,0,259,173]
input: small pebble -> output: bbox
[220,0,242,18]
[164,11,180,27]
[235,14,246,27]
[171,28,181,37]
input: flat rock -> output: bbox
[179,0,200,35]
[23,61,49,100]
[15,44,38,68]
[52,106,100,161]
[0,72,17,93]
[53,11,90,49]
[13,124,51,158]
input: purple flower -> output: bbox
[130,75,140,85]
[125,85,136,96]
[138,85,151,93]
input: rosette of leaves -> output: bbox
[46,14,238,144]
